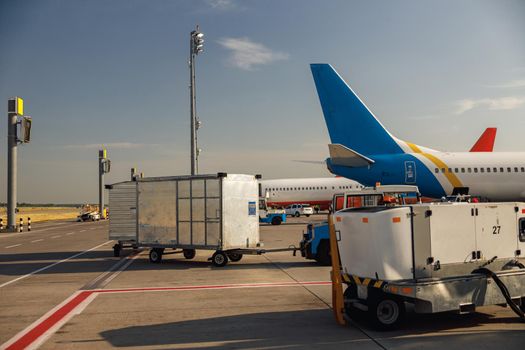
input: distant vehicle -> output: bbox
[78,211,100,222]
[285,204,314,217]
[259,198,287,225]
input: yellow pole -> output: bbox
[328,214,346,326]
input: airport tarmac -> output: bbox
[1,216,524,349]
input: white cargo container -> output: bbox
[333,202,525,328]
[107,181,137,256]
[108,173,262,266]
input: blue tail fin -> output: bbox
[310,64,403,156]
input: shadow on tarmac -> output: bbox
[0,251,321,276]
[95,308,525,349]
[98,309,373,349]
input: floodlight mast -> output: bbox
[189,25,204,175]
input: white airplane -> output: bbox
[311,63,525,201]
[260,177,363,210]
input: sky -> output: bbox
[0,0,524,203]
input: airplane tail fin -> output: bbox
[470,127,497,152]
[311,64,404,156]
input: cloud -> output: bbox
[64,142,159,150]
[485,79,525,89]
[455,96,525,114]
[218,37,289,70]
[206,0,236,10]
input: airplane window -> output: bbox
[515,167,519,172]
[468,168,472,173]
[474,168,478,173]
[500,167,504,172]
[325,187,327,190]
[454,168,459,173]
[487,168,491,173]
[448,168,452,173]
[480,168,484,173]
[507,167,511,172]
[521,167,525,172]
[461,168,465,173]
[332,186,335,190]
[435,168,439,173]
[493,168,497,173]
[441,168,445,173]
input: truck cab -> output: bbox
[301,185,420,265]
[259,198,287,225]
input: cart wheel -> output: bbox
[271,216,282,225]
[149,248,163,263]
[367,293,405,330]
[211,251,228,267]
[227,252,243,262]
[294,212,300,217]
[183,249,196,260]
[315,240,331,266]
[113,243,121,257]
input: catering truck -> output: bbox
[300,185,420,265]
[330,202,525,329]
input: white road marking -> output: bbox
[5,244,21,249]
[79,230,86,233]
[0,241,111,289]
[65,232,74,236]
[31,239,44,243]
[51,235,61,239]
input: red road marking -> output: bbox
[2,281,330,350]
[4,291,93,350]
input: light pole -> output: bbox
[189,25,204,175]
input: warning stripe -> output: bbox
[406,142,463,188]
[344,274,386,289]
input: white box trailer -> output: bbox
[333,202,525,329]
[108,173,267,266]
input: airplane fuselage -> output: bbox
[328,151,525,200]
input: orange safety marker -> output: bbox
[328,214,346,326]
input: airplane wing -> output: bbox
[328,144,375,167]
[470,128,497,152]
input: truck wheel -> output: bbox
[228,252,243,262]
[315,240,331,266]
[294,212,300,217]
[271,216,282,225]
[113,243,121,257]
[149,248,163,263]
[367,294,405,330]
[183,249,196,259]
[305,214,310,217]
[211,251,228,267]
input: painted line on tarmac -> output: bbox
[0,280,330,350]
[65,232,75,236]
[51,235,61,239]
[0,241,111,289]
[81,251,142,290]
[5,244,22,249]
[30,239,44,243]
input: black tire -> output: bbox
[306,214,310,217]
[183,249,196,260]
[271,216,282,225]
[113,244,121,257]
[228,252,243,262]
[294,211,300,217]
[367,293,406,330]
[315,240,331,266]
[149,248,163,263]
[211,251,228,267]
